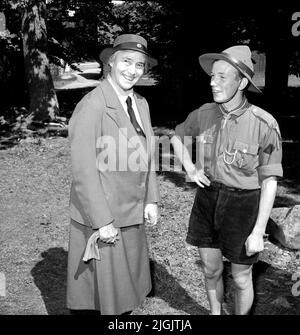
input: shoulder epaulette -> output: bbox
[250,105,282,140]
[250,106,277,126]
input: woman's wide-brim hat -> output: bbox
[199,45,262,93]
[99,34,158,70]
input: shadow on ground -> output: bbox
[274,195,300,207]
[149,260,209,315]
[31,247,208,315]
[31,247,69,315]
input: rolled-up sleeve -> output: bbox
[258,122,283,180]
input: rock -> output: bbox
[266,205,300,250]
[271,296,292,309]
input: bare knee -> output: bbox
[232,266,253,290]
[201,261,224,280]
[198,248,223,281]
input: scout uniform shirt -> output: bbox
[174,98,283,190]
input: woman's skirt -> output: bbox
[66,219,152,315]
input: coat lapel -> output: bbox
[134,94,152,159]
[99,79,149,165]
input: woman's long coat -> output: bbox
[67,78,160,314]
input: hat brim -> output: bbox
[199,53,262,93]
[99,46,158,70]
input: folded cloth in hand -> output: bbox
[82,231,101,262]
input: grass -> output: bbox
[0,133,300,315]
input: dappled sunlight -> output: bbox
[32,51,49,80]
[47,95,59,119]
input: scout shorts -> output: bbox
[186,182,261,265]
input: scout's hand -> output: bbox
[98,223,119,244]
[245,232,264,256]
[144,203,158,226]
[187,168,210,188]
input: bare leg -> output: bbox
[198,248,224,315]
[231,263,254,315]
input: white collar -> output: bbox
[107,76,144,131]
[107,76,134,104]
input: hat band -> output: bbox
[222,52,254,78]
[114,42,148,54]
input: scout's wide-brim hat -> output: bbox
[199,45,262,93]
[99,34,158,70]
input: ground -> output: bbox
[0,133,299,315]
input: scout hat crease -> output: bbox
[199,45,262,93]
[99,33,158,70]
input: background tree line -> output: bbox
[0,1,299,134]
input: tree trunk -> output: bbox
[21,0,59,125]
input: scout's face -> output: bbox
[109,50,146,94]
[210,60,244,104]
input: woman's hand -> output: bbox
[98,223,119,244]
[144,203,158,226]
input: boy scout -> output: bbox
[171,46,283,315]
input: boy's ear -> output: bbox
[239,77,249,90]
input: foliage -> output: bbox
[0,1,29,115]
[1,2,300,126]
[0,29,22,89]
[0,0,184,122]
[46,0,115,64]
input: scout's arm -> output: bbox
[245,176,277,256]
[171,135,210,187]
[245,118,283,256]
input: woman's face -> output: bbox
[109,50,146,94]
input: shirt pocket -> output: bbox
[232,140,259,172]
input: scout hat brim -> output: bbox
[199,52,262,93]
